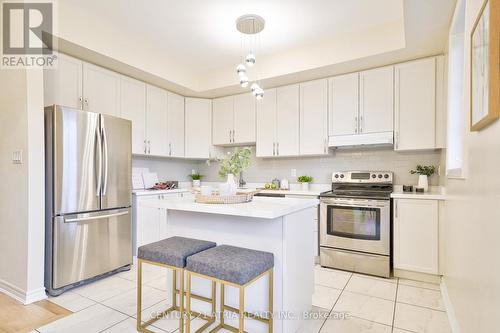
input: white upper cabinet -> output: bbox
[82,63,121,116]
[166,92,185,157]
[233,93,256,144]
[212,96,234,145]
[146,85,168,156]
[300,79,328,155]
[394,199,439,274]
[359,66,394,134]
[395,57,436,151]
[329,73,359,136]
[44,53,83,109]
[120,76,146,155]
[185,98,212,159]
[256,89,277,157]
[276,84,300,156]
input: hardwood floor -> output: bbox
[0,292,71,333]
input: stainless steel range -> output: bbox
[319,171,393,277]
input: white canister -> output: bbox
[301,182,310,191]
[418,175,429,192]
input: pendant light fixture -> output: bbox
[235,14,265,99]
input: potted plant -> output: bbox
[410,165,436,192]
[217,147,252,195]
[189,173,203,187]
[297,175,313,191]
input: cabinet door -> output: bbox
[256,89,277,157]
[276,84,300,156]
[395,58,436,150]
[212,96,234,145]
[185,98,211,159]
[120,76,146,155]
[136,205,161,248]
[146,85,168,156]
[329,73,359,136]
[360,66,394,134]
[233,93,256,144]
[44,53,83,109]
[300,79,328,155]
[394,199,438,274]
[82,62,121,116]
[167,92,185,157]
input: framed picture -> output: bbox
[470,0,500,131]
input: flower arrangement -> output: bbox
[217,147,252,179]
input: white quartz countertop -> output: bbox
[139,196,319,219]
[256,189,322,196]
[391,186,446,200]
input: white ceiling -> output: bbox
[54,0,456,97]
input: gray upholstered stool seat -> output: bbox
[186,245,274,285]
[138,236,216,268]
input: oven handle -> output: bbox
[320,199,390,208]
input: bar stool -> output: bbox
[185,245,274,333]
[137,236,217,333]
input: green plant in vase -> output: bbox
[188,173,203,187]
[216,147,252,195]
[410,165,436,192]
[297,175,313,191]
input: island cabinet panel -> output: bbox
[393,199,439,274]
[185,98,212,159]
[299,79,328,155]
[120,76,146,155]
[395,57,437,151]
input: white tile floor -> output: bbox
[33,264,451,333]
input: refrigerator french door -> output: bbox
[45,105,132,295]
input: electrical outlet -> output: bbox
[291,169,297,177]
[12,150,22,164]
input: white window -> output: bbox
[446,0,466,178]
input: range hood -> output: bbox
[328,131,394,148]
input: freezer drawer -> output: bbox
[52,208,132,289]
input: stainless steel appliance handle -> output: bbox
[64,210,129,223]
[321,198,389,208]
[101,124,109,196]
[95,126,102,196]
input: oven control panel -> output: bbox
[332,171,393,184]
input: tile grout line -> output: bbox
[395,300,447,313]
[390,278,399,333]
[317,272,353,333]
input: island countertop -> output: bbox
[139,196,319,219]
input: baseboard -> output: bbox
[441,277,461,333]
[0,278,47,304]
[393,268,441,283]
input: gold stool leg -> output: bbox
[220,283,225,327]
[186,272,191,333]
[136,259,143,331]
[269,269,273,333]
[179,269,185,333]
[239,286,245,333]
[172,269,177,308]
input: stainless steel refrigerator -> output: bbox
[45,105,132,296]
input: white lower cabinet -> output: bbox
[393,199,439,274]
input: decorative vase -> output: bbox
[192,180,201,187]
[224,173,237,196]
[418,175,429,192]
[301,182,310,191]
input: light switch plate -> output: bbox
[12,150,22,164]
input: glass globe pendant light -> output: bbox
[245,53,256,67]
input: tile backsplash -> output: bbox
[197,147,444,186]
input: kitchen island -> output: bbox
[140,196,318,333]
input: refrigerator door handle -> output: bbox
[64,209,129,223]
[101,122,109,196]
[95,125,103,197]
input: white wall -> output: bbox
[0,69,46,304]
[198,147,443,185]
[442,0,500,331]
[132,156,200,182]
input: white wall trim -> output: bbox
[441,276,461,333]
[0,278,46,305]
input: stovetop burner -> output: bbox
[320,171,394,199]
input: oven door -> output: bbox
[320,197,390,255]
